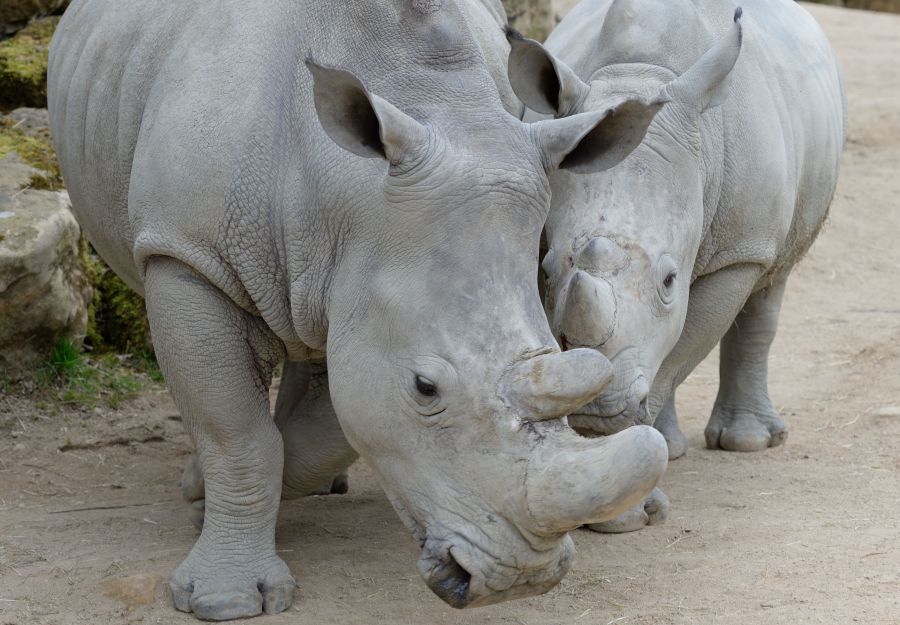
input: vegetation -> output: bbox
[0,14,156,403]
[81,242,154,355]
[37,337,161,409]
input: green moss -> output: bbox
[0,17,58,110]
[0,116,62,189]
[80,240,153,356]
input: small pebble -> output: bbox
[874,406,900,417]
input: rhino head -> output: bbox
[304,34,668,607]
[507,8,744,434]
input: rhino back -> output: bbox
[49,0,331,304]
[49,0,509,342]
[547,0,846,282]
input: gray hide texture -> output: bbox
[48,0,669,618]
[508,0,845,531]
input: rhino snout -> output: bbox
[417,534,574,609]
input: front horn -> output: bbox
[525,425,668,535]
[501,348,614,421]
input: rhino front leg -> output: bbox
[705,278,789,451]
[653,395,689,460]
[275,360,358,500]
[145,258,294,620]
[650,264,767,446]
[181,360,358,528]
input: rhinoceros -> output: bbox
[506,0,846,531]
[48,0,670,617]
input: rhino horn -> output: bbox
[525,425,668,534]
[554,270,616,349]
[501,348,613,421]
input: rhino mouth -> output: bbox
[385,487,573,608]
[569,396,651,436]
[417,534,573,609]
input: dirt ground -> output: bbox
[1,3,898,624]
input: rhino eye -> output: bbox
[657,255,678,306]
[663,271,676,289]
[415,375,438,398]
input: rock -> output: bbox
[0,16,59,110]
[5,107,50,138]
[0,0,67,38]
[0,151,35,190]
[0,185,90,377]
[100,574,162,610]
[873,405,900,417]
[0,107,63,190]
[502,0,556,41]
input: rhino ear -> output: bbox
[534,97,665,173]
[506,28,590,117]
[306,60,428,164]
[663,8,743,112]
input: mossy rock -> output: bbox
[502,0,555,41]
[81,242,153,355]
[0,16,58,110]
[1,1,68,38]
[0,110,62,189]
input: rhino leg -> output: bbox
[653,395,689,460]
[705,279,789,452]
[145,258,294,620]
[650,264,766,440]
[275,361,358,500]
[181,361,358,529]
[585,487,669,533]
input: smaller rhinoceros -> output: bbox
[506,0,846,531]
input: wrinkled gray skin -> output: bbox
[508,0,846,531]
[49,0,669,618]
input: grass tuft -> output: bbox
[37,337,161,409]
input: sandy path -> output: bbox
[1,3,899,624]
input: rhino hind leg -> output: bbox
[653,395,689,460]
[705,279,789,452]
[275,361,358,500]
[181,361,358,530]
[585,487,669,533]
[146,258,294,620]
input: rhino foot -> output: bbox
[585,487,669,533]
[308,472,350,496]
[705,404,788,452]
[328,472,349,494]
[170,537,295,620]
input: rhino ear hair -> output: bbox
[663,7,743,112]
[506,27,590,117]
[534,97,666,173]
[306,60,428,164]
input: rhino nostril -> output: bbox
[424,549,472,608]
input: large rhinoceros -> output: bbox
[48,0,669,617]
[506,0,846,531]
